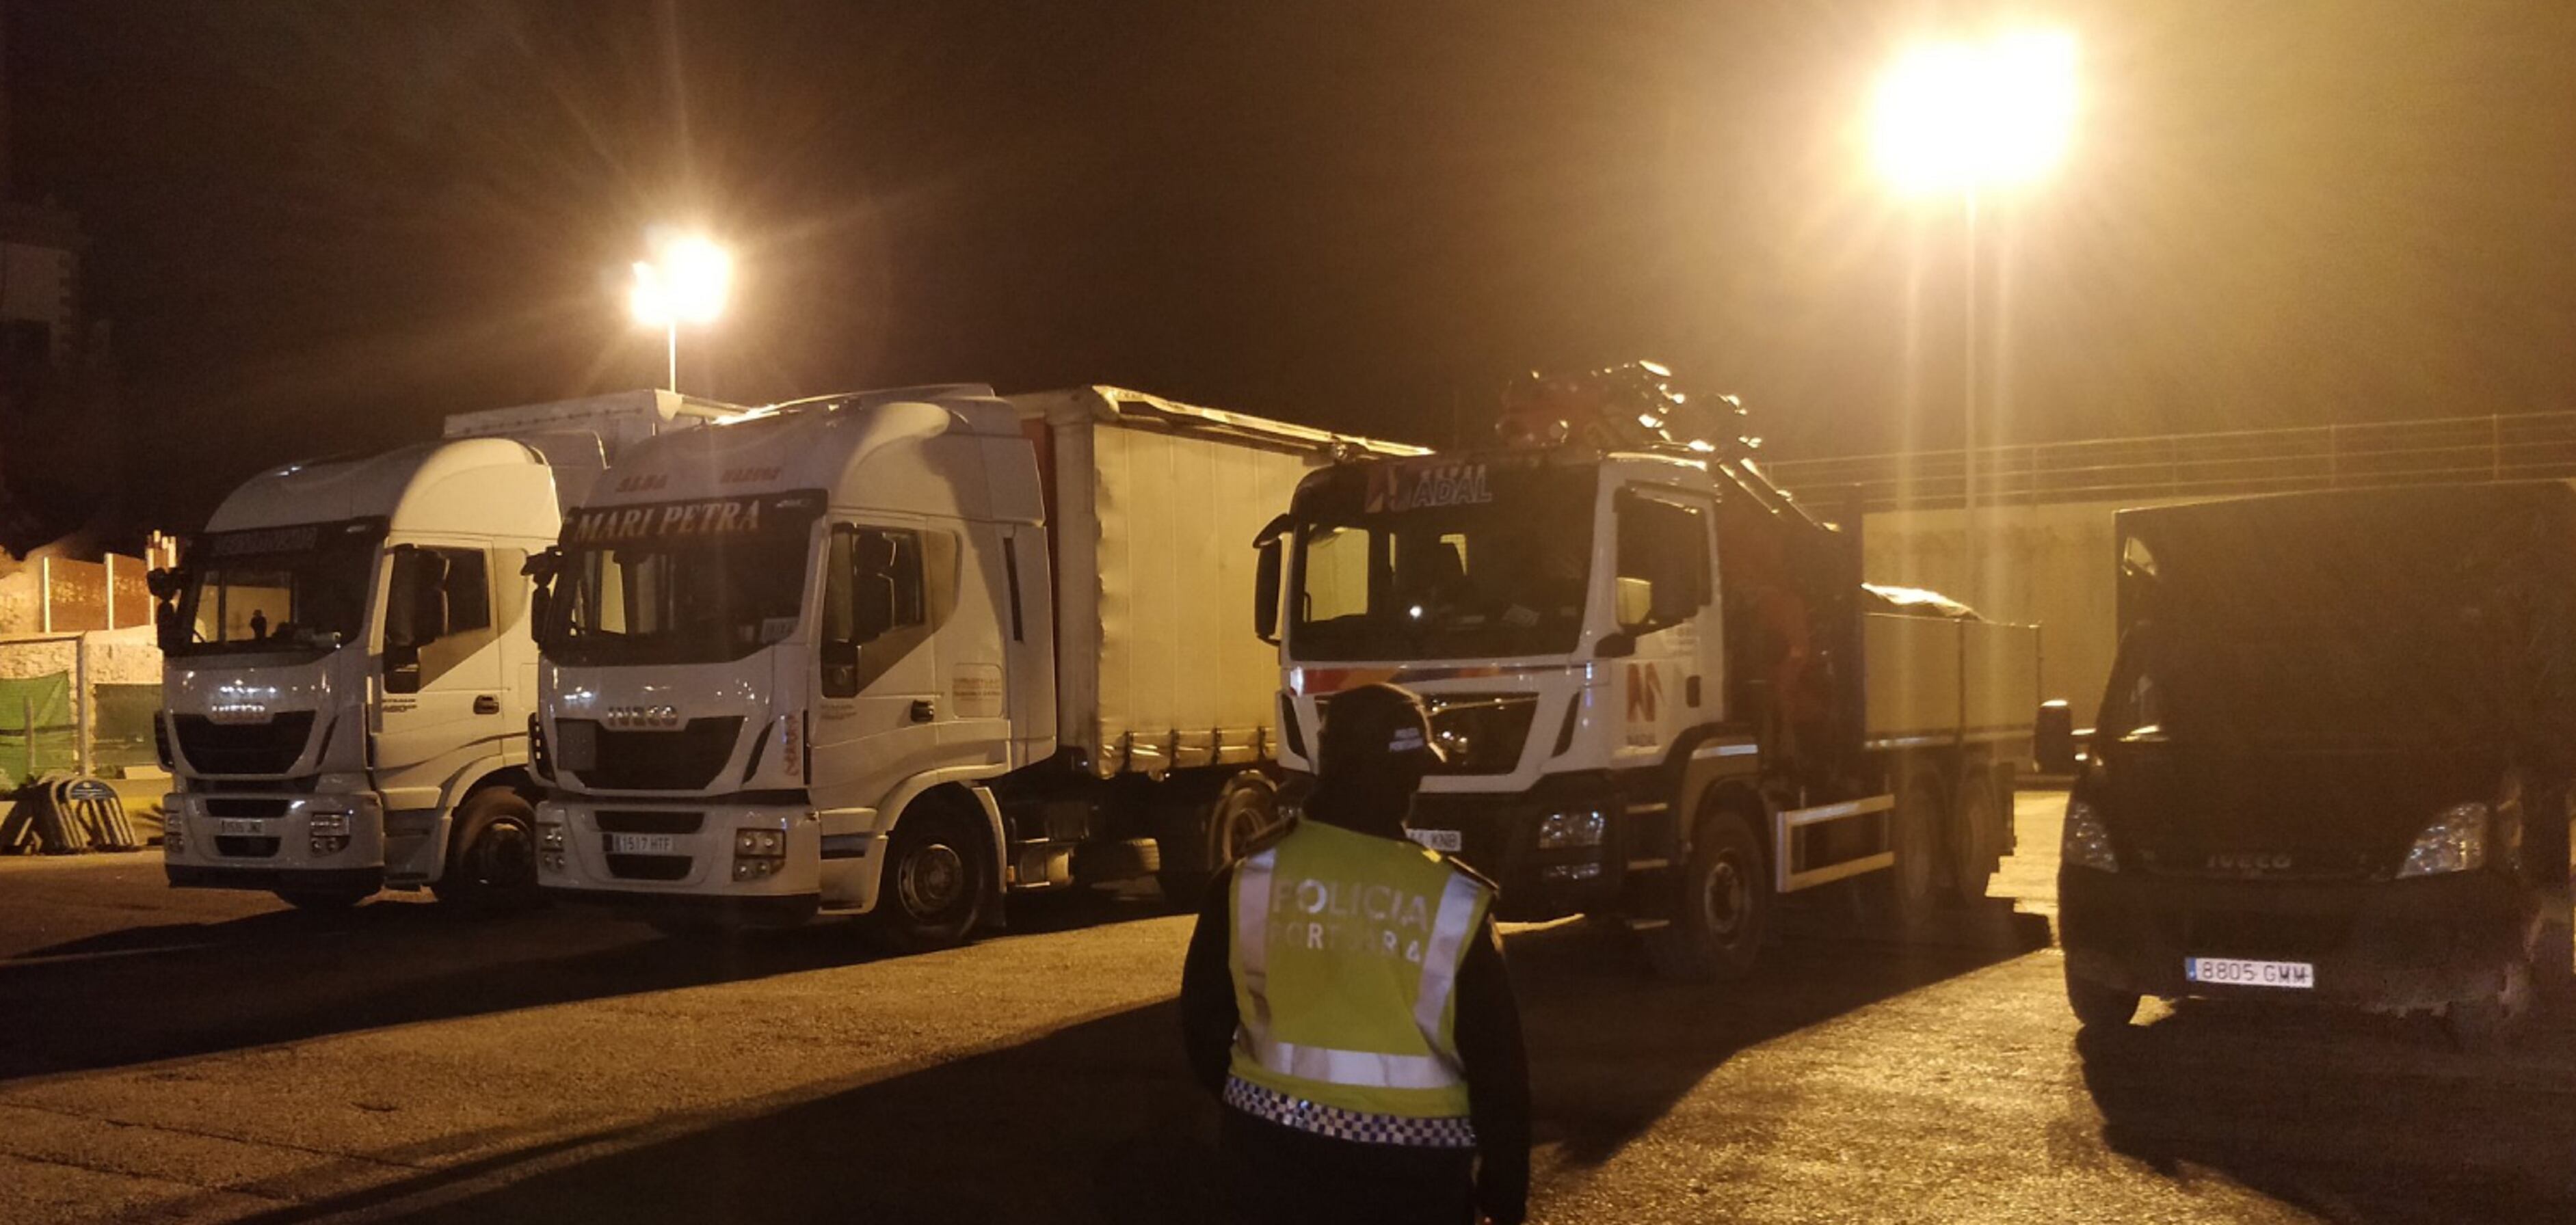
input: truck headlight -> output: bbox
[1535,809,1608,850]
[2398,803,2488,878]
[540,822,566,852]
[308,810,351,837]
[2062,800,2118,872]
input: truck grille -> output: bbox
[595,810,706,835]
[2136,848,2374,882]
[605,854,693,881]
[173,712,316,776]
[559,718,743,792]
[1422,694,1539,776]
[2160,907,2355,959]
[1310,692,1539,777]
[205,798,291,819]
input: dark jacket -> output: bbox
[1180,840,1532,1225]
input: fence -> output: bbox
[0,629,164,788]
[1764,412,2576,516]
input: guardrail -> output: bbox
[1763,412,2576,515]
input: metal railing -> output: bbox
[1763,412,2576,515]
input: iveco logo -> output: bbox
[205,703,272,724]
[602,705,682,729]
[2207,852,2294,874]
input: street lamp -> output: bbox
[629,232,732,393]
[1871,30,2075,610]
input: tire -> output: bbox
[1949,767,2001,905]
[1645,803,1770,982]
[275,888,371,911]
[1874,766,1946,921]
[432,788,544,914]
[863,803,990,954]
[2064,968,2140,1029]
[1158,773,1279,908]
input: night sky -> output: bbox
[7,1,2573,533]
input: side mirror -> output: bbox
[384,546,451,651]
[2035,699,2078,774]
[146,567,184,601]
[1253,539,1284,645]
[155,602,188,652]
[523,548,561,643]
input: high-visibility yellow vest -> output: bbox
[1227,820,1494,1121]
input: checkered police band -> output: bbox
[1224,1075,1478,1149]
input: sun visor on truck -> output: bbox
[561,492,825,548]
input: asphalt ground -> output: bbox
[1,792,2572,1224]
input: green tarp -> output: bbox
[0,673,75,788]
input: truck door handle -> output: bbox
[909,699,936,723]
[1686,676,1702,708]
[474,695,501,715]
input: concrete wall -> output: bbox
[1852,496,2193,728]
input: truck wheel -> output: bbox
[433,788,544,914]
[1877,766,1946,919]
[275,888,371,911]
[1646,806,1768,982]
[1158,774,1278,909]
[1948,768,2001,905]
[2064,968,2139,1029]
[864,805,989,954]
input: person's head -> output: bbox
[1310,682,1444,835]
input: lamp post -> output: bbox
[629,232,733,394]
[1872,30,2076,610]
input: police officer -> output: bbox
[1180,683,1530,1225]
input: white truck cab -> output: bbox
[155,392,740,909]
[1264,381,2045,979]
[528,384,1419,945]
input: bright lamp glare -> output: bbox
[628,234,732,328]
[1873,30,2077,196]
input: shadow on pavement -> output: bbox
[1519,901,2053,1166]
[0,889,1173,1084]
[232,1000,1225,1225]
[2078,1000,2576,1223]
[216,903,2049,1224]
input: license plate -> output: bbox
[2186,956,2315,989]
[1407,829,1463,852]
[606,833,679,855]
[218,818,266,836]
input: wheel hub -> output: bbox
[899,843,966,916]
[475,821,535,889]
[1220,794,1272,859]
[1703,853,1750,939]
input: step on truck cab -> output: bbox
[525,385,1420,945]
[1260,366,2045,979]
[153,391,743,910]
[2060,483,2576,1047]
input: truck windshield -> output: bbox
[172,522,383,656]
[2099,621,2505,749]
[540,494,823,667]
[1288,461,1596,661]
